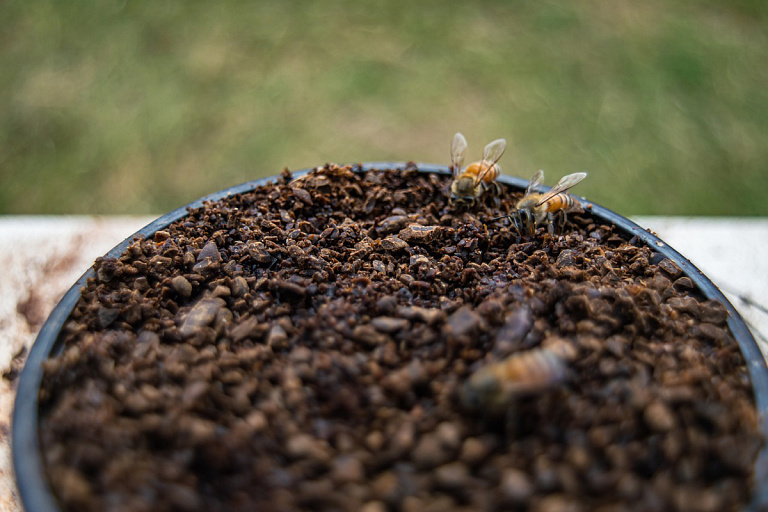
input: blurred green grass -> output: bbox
[1,0,767,215]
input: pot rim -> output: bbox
[13,162,768,512]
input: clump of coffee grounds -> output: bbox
[39,164,763,512]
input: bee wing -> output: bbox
[451,132,468,178]
[475,138,506,184]
[535,172,587,206]
[524,169,545,197]
[482,138,506,165]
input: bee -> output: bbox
[505,169,587,236]
[460,347,567,412]
[449,132,507,208]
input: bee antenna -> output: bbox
[485,215,508,223]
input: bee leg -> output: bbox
[508,212,518,233]
[490,182,502,209]
[546,212,556,235]
[512,213,524,239]
[550,211,566,234]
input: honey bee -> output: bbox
[449,132,507,208]
[506,169,587,236]
[460,348,567,412]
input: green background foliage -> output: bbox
[2,0,767,215]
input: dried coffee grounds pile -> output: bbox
[40,165,762,512]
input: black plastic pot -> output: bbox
[13,163,768,511]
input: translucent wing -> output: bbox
[524,169,545,197]
[451,132,467,178]
[482,138,506,165]
[535,172,587,206]
[475,138,506,184]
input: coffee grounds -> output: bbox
[39,164,762,512]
